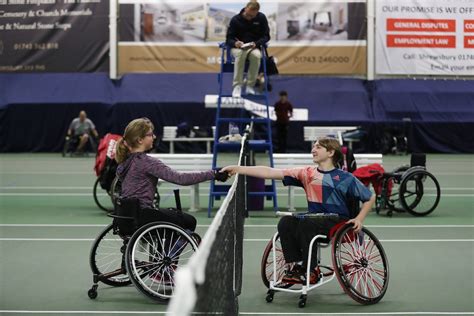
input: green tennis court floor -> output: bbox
[1,153,473,315]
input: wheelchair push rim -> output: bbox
[125,222,198,302]
[261,233,295,289]
[89,223,131,287]
[332,224,389,305]
[93,177,114,213]
[399,170,441,216]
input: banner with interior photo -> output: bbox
[117,0,367,75]
[0,0,109,72]
[375,0,474,75]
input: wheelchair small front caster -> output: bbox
[88,285,98,299]
[265,290,274,303]
[298,294,307,308]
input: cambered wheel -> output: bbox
[399,170,440,216]
[89,223,130,287]
[125,222,198,302]
[260,233,294,289]
[332,224,389,305]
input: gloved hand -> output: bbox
[214,169,229,182]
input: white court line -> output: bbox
[0,188,189,197]
[1,238,473,242]
[0,224,473,228]
[0,193,99,196]
[1,193,473,197]
[0,171,90,175]
[240,313,474,315]
[0,312,165,315]
[244,239,474,242]
[0,186,92,190]
[0,312,472,315]
[2,186,473,190]
[1,224,474,228]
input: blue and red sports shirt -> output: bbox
[282,166,373,218]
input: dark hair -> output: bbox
[279,91,288,97]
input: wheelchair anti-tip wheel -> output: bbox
[261,233,295,290]
[399,169,440,216]
[125,222,199,302]
[89,223,131,287]
[332,224,389,305]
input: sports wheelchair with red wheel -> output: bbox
[355,153,441,217]
[87,190,200,302]
[261,212,389,308]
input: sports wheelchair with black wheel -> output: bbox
[87,190,200,302]
[373,154,440,217]
[62,134,98,157]
[261,213,389,308]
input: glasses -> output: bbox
[145,132,155,137]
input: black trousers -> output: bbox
[277,216,341,269]
[275,122,289,153]
[140,208,197,232]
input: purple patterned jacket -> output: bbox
[117,152,214,209]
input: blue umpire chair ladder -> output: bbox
[208,43,278,217]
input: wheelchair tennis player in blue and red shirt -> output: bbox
[222,137,375,284]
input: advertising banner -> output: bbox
[376,0,474,75]
[0,0,109,72]
[118,0,367,75]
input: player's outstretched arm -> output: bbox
[221,165,284,180]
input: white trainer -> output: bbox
[246,86,256,95]
[232,85,241,97]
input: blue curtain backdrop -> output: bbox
[1,74,473,153]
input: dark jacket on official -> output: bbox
[226,8,270,48]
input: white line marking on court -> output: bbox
[0,186,92,190]
[0,193,97,196]
[0,224,108,227]
[0,312,167,315]
[0,311,472,315]
[1,238,473,242]
[244,239,474,242]
[243,225,474,228]
[3,186,473,190]
[1,224,473,228]
[0,193,192,197]
[0,171,90,175]
[239,313,474,315]
[2,193,474,197]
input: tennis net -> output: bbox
[166,134,248,315]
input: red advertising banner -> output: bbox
[387,34,456,48]
[465,36,474,48]
[464,20,474,32]
[387,19,456,32]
